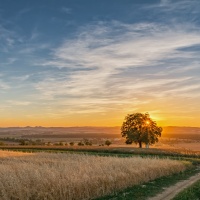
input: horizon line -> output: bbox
[1,125,200,128]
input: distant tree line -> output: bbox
[0,137,112,147]
[0,137,45,145]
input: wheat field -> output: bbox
[0,150,188,200]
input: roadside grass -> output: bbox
[96,166,200,200]
[173,179,200,200]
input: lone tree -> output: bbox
[121,113,162,148]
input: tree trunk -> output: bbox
[139,141,142,148]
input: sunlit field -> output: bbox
[0,150,32,157]
[0,150,188,200]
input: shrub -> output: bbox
[78,141,84,146]
[105,140,112,146]
[69,142,74,146]
[83,139,92,146]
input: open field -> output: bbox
[1,144,200,160]
[156,136,200,152]
[0,150,188,200]
[1,127,200,153]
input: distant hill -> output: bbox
[0,126,121,134]
[162,126,200,140]
[162,126,200,135]
[0,126,121,139]
[0,126,200,140]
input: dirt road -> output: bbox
[149,171,200,200]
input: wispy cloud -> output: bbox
[7,100,31,106]
[34,20,200,115]
[0,25,15,52]
[61,7,72,14]
[0,81,10,90]
[144,0,199,13]
[16,8,31,18]
[44,22,200,71]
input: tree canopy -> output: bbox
[121,113,162,148]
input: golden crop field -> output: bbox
[0,150,188,200]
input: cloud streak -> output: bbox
[36,21,200,116]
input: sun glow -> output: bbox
[146,121,150,125]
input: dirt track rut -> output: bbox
[148,171,200,200]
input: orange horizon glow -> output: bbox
[0,111,199,127]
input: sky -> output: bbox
[0,0,200,127]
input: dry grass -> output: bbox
[0,150,188,200]
[0,150,32,158]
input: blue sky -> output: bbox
[0,0,200,126]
